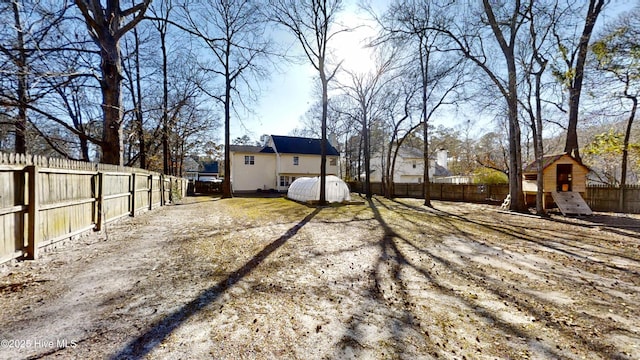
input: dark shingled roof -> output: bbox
[229,145,264,153]
[271,135,339,156]
[201,162,219,173]
[433,164,451,177]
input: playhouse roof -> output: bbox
[522,153,588,173]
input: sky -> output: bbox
[229,2,381,142]
[229,0,635,143]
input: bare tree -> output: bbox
[338,52,397,199]
[551,0,607,162]
[147,0,175,175]
[592,6,639,211]
[518,0,556,215]
[0,0,75,154]
[74,0,151,165]
[173,0,271,198]
[372,0,470,206]
[122,18,149,168]
[424,1,528,211]
[268,0,347,205]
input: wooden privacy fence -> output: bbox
[349,181,510,204]
[350,181,640,213]
[586,184,640,213]
[0,152,188,264]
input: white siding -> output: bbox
[230,152,277,191]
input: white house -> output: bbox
[368,147,450,183]
[229,135,341,192]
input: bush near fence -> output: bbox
[0,152,188,264]
[349,181,640,214]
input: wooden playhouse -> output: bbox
[522,153,592,215]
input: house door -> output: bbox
[556,164,572,192]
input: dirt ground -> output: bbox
[0,194,639,360]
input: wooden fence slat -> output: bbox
[1,152,188,265]
[26,165,39,260]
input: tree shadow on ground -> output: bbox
[110,207,322,360]
[391,198,640,276]
[334,197,633,359]
[552,213,640,239]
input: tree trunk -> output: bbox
[619,96,637,212]
[222,55,233,198]
[319,64,328,205]
[161,28,170,175]
[507,74,525,212]
[384,139,394,199]
[564,0,606,162]
[13,0,27,154]
[420,41,432,207]
[363,113,371,199]
[100,34,124,165]
[534,69,545,215]
[133,27,146,168]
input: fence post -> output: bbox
[161,175,166,206]
[26,165,39,260]
[148,174,153,210]
[94,172,104,231]
[130,172,136,217]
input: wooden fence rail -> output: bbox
[0,152,188,264]
[348,182,510,204]
[349,181,640,214]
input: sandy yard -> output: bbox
[0,194,639,359]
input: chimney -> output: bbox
[328,133,337,147]
[260,134,270,146]
[436,149,448,170]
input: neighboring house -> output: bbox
[182,157,201,181]
[230,135,340,192]
[368,147,450,183]
[197,161,220,182]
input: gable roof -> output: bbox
[201,161,219,173]
[522,153,588,173]
[271,135,339,156]
[229,145,275,154]
[433,164,451,177]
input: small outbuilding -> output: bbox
[522,153,592,214]
[287,175,351,203]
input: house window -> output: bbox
[280,176,291,187]
[329,158,337,166]
[412,161,417,169]
[293,156,299,166]
[244,155,254,165]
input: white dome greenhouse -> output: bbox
[287,175,351,203]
